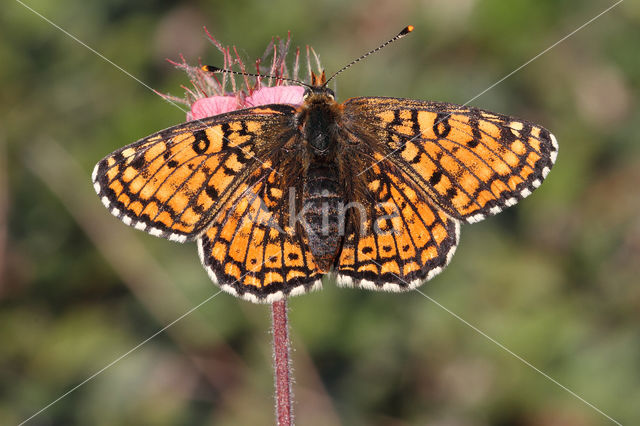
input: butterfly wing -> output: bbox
[336,160,460,290]
[92,105,297,242]
[343,97,558,223]
[198,167,323,302]
[335,96,557,289]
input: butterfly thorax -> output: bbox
[299,89,339,156]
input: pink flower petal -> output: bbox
[245,86,305,107]
[189,96,240,120]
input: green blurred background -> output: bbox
[2,0,639,424]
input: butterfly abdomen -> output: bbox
[302,163,343,271]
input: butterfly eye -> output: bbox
[324,88,336,100]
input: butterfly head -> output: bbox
[302,70,335,102]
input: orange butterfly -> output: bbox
[93,27,557,303]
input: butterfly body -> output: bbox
[289,83,367,272]
[94,73,557,303]
[301,162,343,271]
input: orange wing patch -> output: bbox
[197,168,323,302]
[344,97,558,223]
[336,161,460,290]
[93,106,296,242]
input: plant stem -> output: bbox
[271,299,293,426]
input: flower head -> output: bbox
[161,29,323,121]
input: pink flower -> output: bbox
[244,85,305,108]
[161,29,316,122]
[188,95,237,121]
[190,86,305,120]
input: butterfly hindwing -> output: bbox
[343,97,558,223]
[92,105,296,242]
[197,167,323,302]
[336,161,460,290]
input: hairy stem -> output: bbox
[272,299,293,425]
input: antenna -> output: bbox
[201,65,311,88]
[324,25,414,86]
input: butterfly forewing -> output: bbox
[93,105,296,242]
[343,97,558,223]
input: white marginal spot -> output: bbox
[551,149,558,164]
[381,282,402,292]
[220,284,237,296]
[205,266,219,285]
[91,163,99,182]
[406,277,423,289]
[532,179,542,188]
[520,188,532,198]
[309,279,323,293]
[446,243,458,264]
[197,238,223,289]
[168,233,187,243]
[206,269,220,285]
[265,291,284,303]
[542,167,550,178]
[489,206,502,215]
[197,238,206,261]
[359,279,377,290]
[505,198,517,207]
[110,207,120,217]
[122,216,132,226]
[550,133,559,151]
[336,275,354,287]
[242,292,259,304]
[289,285,309,297]
[149,227,163,237]
[468,213,484,223]
[93,181,101,194]
[101,196,111,208]
[426,266,443,281]
[134,221,147,231]
[445,223,460,266]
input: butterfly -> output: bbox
[93,27,558,303]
